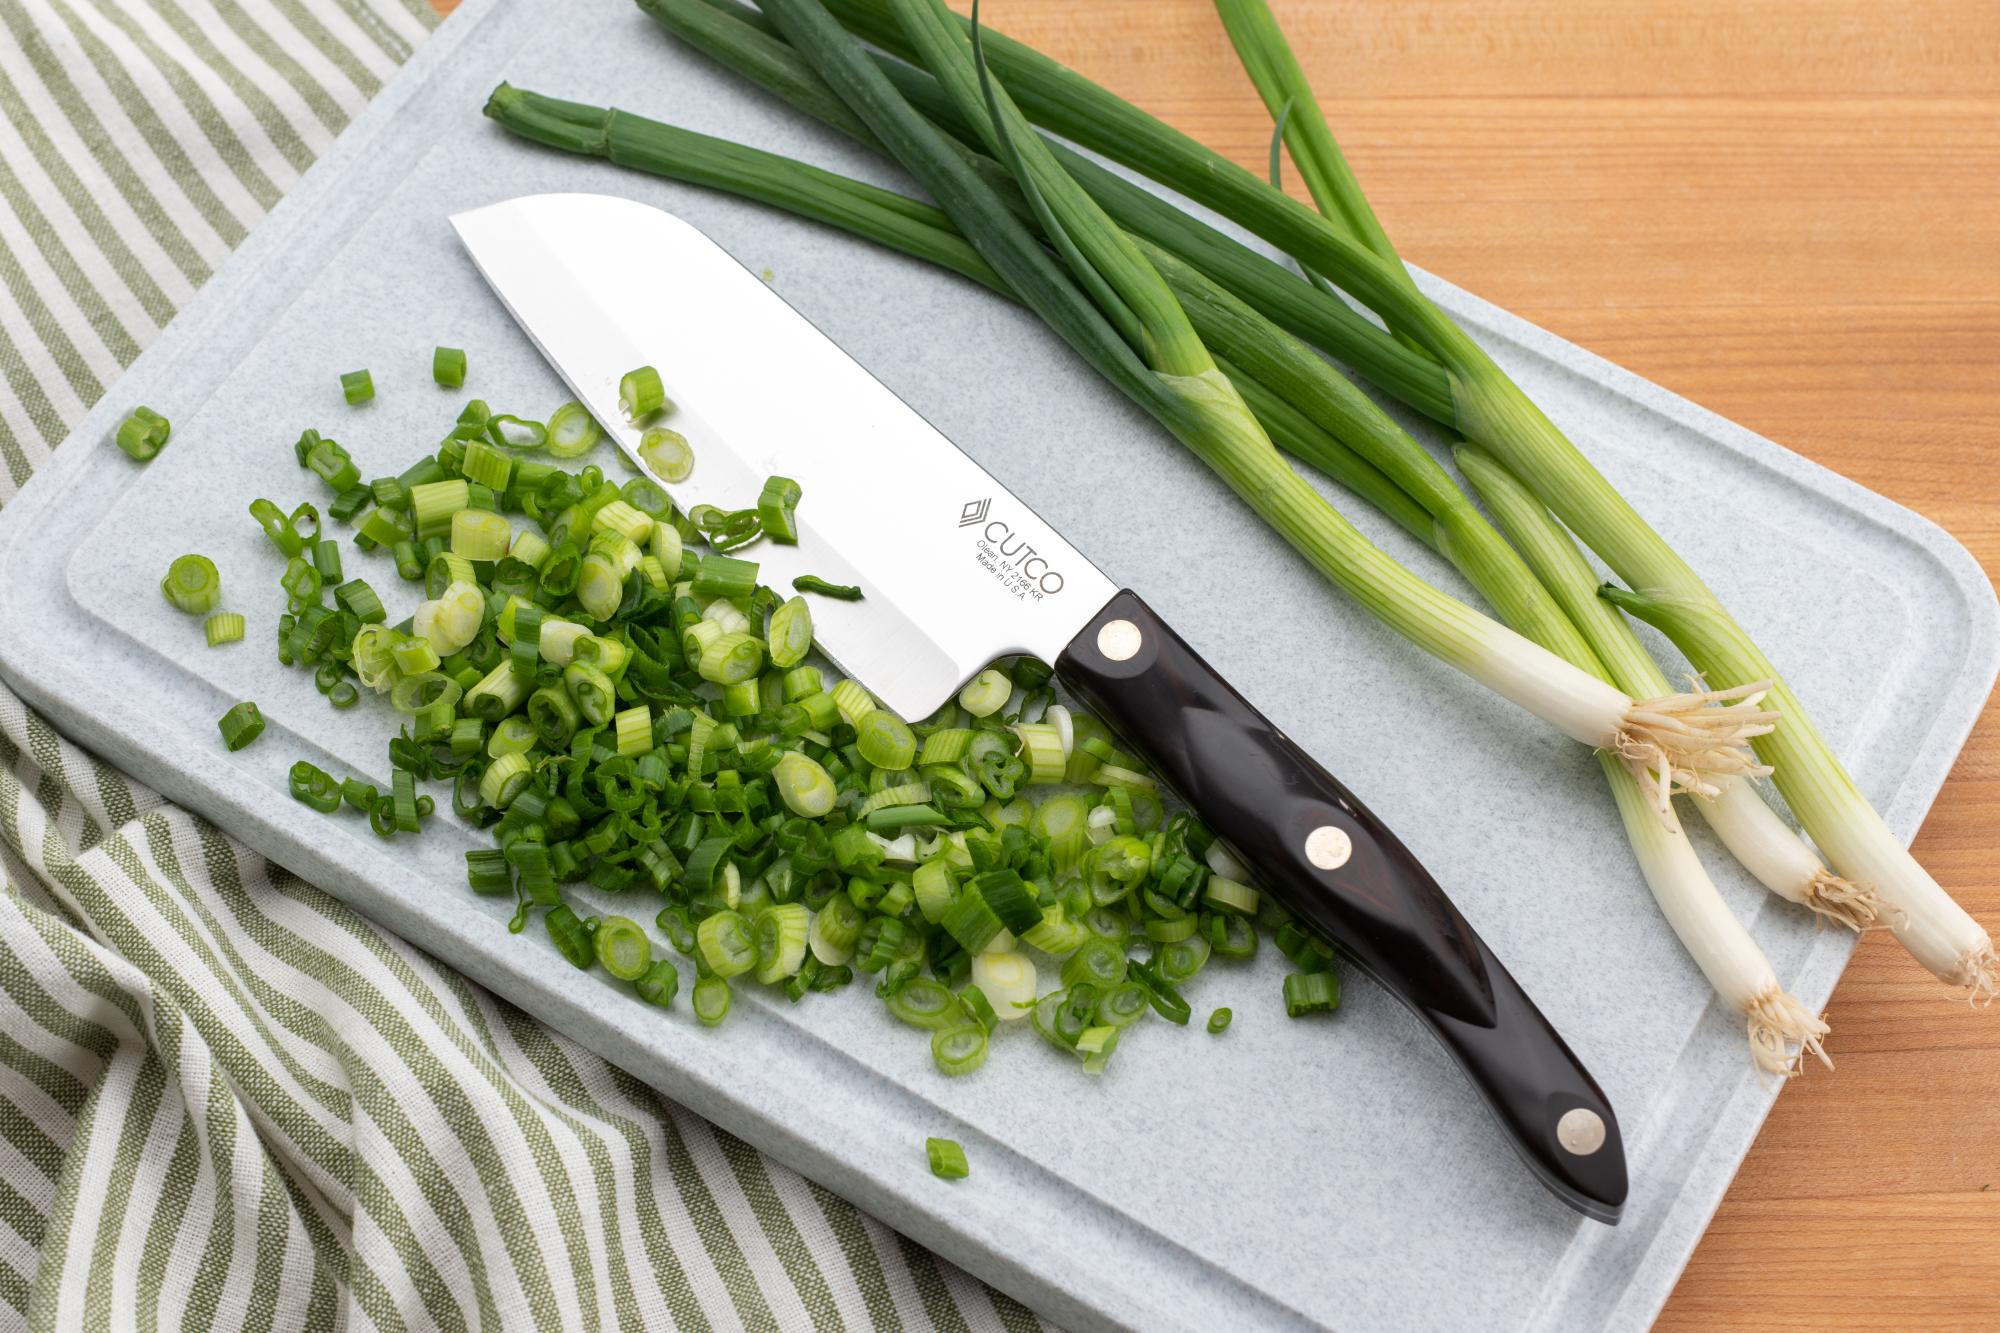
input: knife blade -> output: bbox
[452,192,1628,1224]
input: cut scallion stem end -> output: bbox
[619,365,667,421]
[204,611,246,647]
[433,346,467,388]
[925,1136,968,1180]
[114,405,170,461]
[217,702,264,751]
[161,554,221,614]
[340,369,374,405]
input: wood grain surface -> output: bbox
[435,0,1999,1325]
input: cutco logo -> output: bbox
[959,497,1065,601]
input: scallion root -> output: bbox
[1948,943,2000,1008]
[1614,679,1778,812]
[1742,988,1831,1079]
[1802,869,1880,933]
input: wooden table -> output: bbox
[438,0,2000,1324]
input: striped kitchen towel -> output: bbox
[0,2,1048,1328]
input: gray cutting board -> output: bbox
[2,2,1993,1329]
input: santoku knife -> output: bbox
[452,192,1628,1224]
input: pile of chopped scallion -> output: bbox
[199,353,1337,1080]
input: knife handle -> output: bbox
[1055,590,1627,1222]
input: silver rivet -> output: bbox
[1556,1108,1606,1156]
[1096,618,1142,662]
[1304,825,1351,870]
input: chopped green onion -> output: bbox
[478,752,532,808]
[433,346,467,388]
[334,579,386,624]
[765,595,813,669]
[161,554,221,614]
[391,767,420,833]
[925,1136,968,1180]
[1282,970,1341,1018]
[410,479,470,537]
[217,702,264,751]
[547,905,594,969]
[465,848,510,896]
[773,750,837,817]
[855,710,915,770]
[113,405,170,461]
[594,915,654,981]
[957,668,1010,717]
[884,976,959,1029]
[1207,1006,1233,1034]
[486,414,549,450]
[697,910,757,978]
[288,761,341,813]
[619,365,667,421]
[562,662,618,725]
[1012,722,1064,785]
[204,611,246,647]
[637,425,693,482]
[695,631,764,685]
[340,369,373,405]
[461,440,514,491]
[930,1025,988,1076]
[968,949,1036,1019]
[451,508,513,561]
[754,902,811,983]
[692,975,733,1026]
[636,958,681,1009]
[757,475,802,544]
[248,497,304,557]
[545,401,602,458]
[592,499,653,544]
[791,574,861,600]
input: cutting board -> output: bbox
[2,1,1993,1328]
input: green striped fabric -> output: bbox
[0,3,1052,1328]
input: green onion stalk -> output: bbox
[1208,0,1983,997]
[555,0,1782,800]
[490,13,1825,1066]
[799,0,1992,997]
[1456,446,1876,934]
[506,2,1847,852]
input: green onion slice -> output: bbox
[546,401,602,458]
[925,1137,968,1180]
[433,346,467,388]
[930,1025,988,1077]
[619,365,667,421]
[594,915,654,981]
[637,426,694,483]
[161,554,221,615]
[217,702,264,752]
[113,405,170,461]
[692,975,732,1026]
